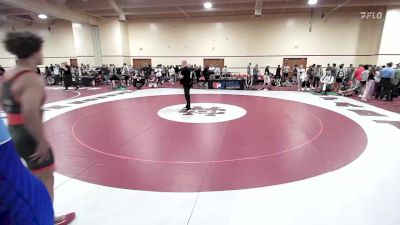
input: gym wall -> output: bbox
[128,8,385,72]
[1,6,399,72]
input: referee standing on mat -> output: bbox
[179,60,192,111]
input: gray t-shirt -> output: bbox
[331,67,338,78]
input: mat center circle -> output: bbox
[157,103,247,123]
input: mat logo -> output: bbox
[158,103,246,123]
[179,106,226,116]
[360,11,383,19]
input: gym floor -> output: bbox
[36,87,400,225]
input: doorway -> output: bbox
[282,58,307,78]
[70,58,78,66]
[132,58,152,68]
[204,58,224,69]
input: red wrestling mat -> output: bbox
[45,94,367,192]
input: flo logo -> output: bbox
[360,11,383,19]
[179,106,226,116]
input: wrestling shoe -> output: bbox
[55,212,76,225]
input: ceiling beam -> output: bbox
[0,15,33,26]
[255,0,263,16]
[175,5,190,18]
[0,0,101,25]
[70,0,400,12]
[108,0,126,21]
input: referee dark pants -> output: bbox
[379,78,392,100]
[184,85,191,109]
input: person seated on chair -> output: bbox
[148,72,158,88]
[95,73,104,87]
[132,72,145,89]
[320,71,335,94]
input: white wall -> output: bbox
[72,22,96,66]
[128,9,386,72]
[99,20,131,65]
[377,7,400,65]
[1,7,396,70]
[0,20,77,67]
[0,20,99,67]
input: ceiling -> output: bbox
[0,1,55,26]
[67,0,400,20]
[0,0,399,24]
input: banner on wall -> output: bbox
[208,80,244,90]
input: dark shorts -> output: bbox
[336,78,343,83]
[8,125,55,171]
[110,75,120,81]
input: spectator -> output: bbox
[53,64,61,84]
[331,63,338,80]
[326,63,332,74]
[275,65,282,86]
[320,71,335,94]
[196,66,202,82]
[169,66,176,83]
[334,64,346,92]
[339,64,365,96]
[264,65,271,76]
[222,65,228,76]
[253,64,259,83]
[346,64,355,82]
[102,64,110,84]
[148,71,158,88]
[155,65,163,85]
[0,65,5,77]
[309,64,316,89]
[390,63,400,99]
[379,62,395,101]
[283,63,290,81]
[49,63,54,73]
[247,63,251,76]
[122,63,130,87]
[361,66,377,101]
[62,63,73,90]
[293,65,298,85]
[359,65,370,97]
[313,65,323,89]
[214,66,221,79]
[297,65,306,91]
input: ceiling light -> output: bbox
[308,0,318,5]
[204,2,213,9]
[38,14,48,19]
